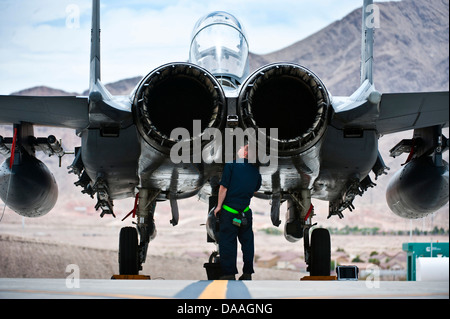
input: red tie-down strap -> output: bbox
[304,204,314,221]
[402,138,415,166]
[121,192,139,221]
[9,128,17,169]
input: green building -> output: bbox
[402,242,449,281]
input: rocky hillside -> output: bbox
[12,0,449,98]
[251,0,449,96]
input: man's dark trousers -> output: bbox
[219,208,254,276]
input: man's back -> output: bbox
[220,158,261,211]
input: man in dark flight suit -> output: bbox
[214,144,262,280]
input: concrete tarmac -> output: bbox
[0,278,448,299]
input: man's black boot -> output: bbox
[238,273,252,280]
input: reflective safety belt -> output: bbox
[222,205,250,214]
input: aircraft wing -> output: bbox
[0,95,89,130]
[376,91,449,135]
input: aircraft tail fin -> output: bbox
[89,0,101,92]
[360,0,378,85]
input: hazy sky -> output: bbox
[0,0,398,95]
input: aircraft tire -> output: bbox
[310,228,331,276]
[119,226,139,275]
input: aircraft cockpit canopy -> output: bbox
[189,11,249,84]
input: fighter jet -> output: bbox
[0,0,448,277]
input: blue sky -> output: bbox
[0,0,397,95]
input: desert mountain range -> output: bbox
[13,0,449,97]
[2,0,449,231]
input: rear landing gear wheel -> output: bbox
[310,228,331,276]
[119,226,139,275]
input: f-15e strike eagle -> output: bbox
[0,0,448,276]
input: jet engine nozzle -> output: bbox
[133,63,226,154]
[238,63,330,155]
[0,153,58,217]
[386,156,449,219]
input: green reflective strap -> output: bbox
[222,205,250,214]
[222,205,239,214]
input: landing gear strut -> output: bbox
[118,189,159,275]
[287,191,331,276]
[204,188,222,280]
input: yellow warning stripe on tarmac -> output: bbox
[198,280,228,299]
